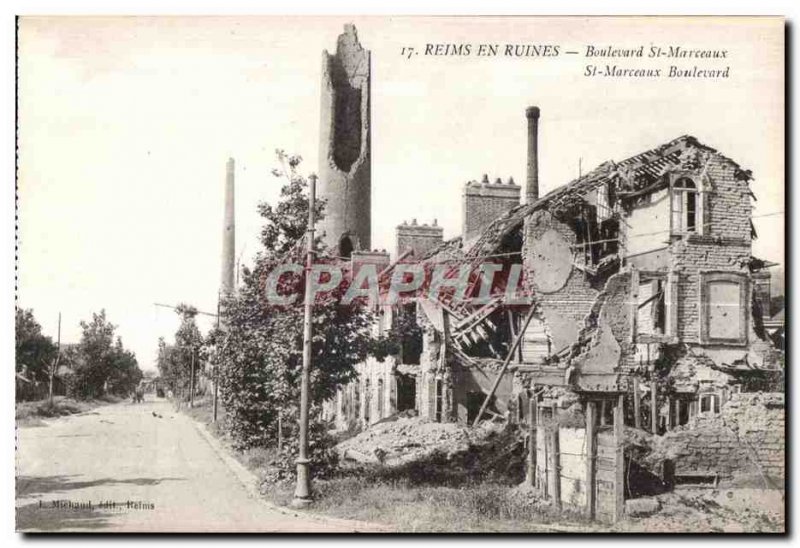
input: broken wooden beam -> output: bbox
[471,305,538,427]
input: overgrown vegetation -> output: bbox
[15,308,58,402]
[64,310,143,400]
[156,304,205,399]
[16,308,143,402]
[208,151,375,476]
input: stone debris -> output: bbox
[624,497,661,517]
[645,393,784,487]
[616,488,784,533]
[336,417,504,467]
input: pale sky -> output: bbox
[17,16,784,371]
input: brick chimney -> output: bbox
[462,175,520,244]
[351,249,390,281]
[396,219,444,259]
[526,106,540,204]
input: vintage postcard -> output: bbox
[15,16,785,533]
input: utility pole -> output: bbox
[189,347,195,409]
[213,301,220,423]
[212,301,230,424]
[153,303,213,409]
[48,312,61,406]
[292,173,317,508]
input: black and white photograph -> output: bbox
[12,14,786,533]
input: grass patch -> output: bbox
[267,473,590,532]
[15,395,121,427]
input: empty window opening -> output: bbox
[377,379,384,418]
[671,177,699,234]
[354,382,361,421]
[398,303,422,365]
[674,400,690,426]
[466,391,485,425]
[339,235,354,259]
[364,378,371,423]
[435,380,444,423]
[396,374,416,412]
[637,278,666,336]
[699,393,720,415]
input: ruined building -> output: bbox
[317,24,371,257]
[322,105,783,521]
[314,25,782,523]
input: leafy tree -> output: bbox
[157,305,204,398]
[213,151,373,470]
[67,310,142,399]
[106,339,143,396]
[15,308,57,383]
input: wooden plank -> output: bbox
[549,427,561,510]
[472,306,538,426]
[586,401,596,519]
[633,377,642,429]
[613,394,625,523]
[650,381,658,434]
[599,399,607,426]
[527,389,537,487]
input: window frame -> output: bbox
[670,174,704,236]
[699,393,720,415]
[633,270,677,344]
[698,271,749,345]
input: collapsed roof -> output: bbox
[421,135,751,266]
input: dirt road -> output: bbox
[16,397,384,532]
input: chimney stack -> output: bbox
[526,106,540,204]
[221,158,235,296]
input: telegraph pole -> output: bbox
[292,173,317,508]
[48,312,61,406]
[213,301,220,423]
[189,347,195,408]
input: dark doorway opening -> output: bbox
[396,374,416,412]
[466,391,485,425]
[339,235,354,259]
[435,380,443,422]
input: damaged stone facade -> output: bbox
[317,24,372,256]
[326,130,782,441]
[648,392,785,486]
[314,29,783,514]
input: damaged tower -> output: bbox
[220,157,235,297]
[318,24,371,258]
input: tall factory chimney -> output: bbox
[526,106,540,204]
[221,157,235,296]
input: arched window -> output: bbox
[671,177,699,234]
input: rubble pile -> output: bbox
[336,417,504,467]
[617,488,784,532]
[639,393,784,488]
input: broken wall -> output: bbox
[651,392,784,486]
[625,187,671,259]
[523,210,601,356]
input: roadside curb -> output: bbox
[191,417,392,533]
